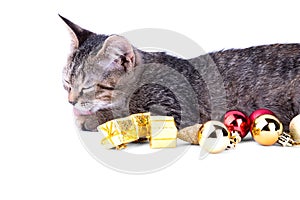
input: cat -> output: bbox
[60,15,300,132]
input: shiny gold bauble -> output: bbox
[198,121,230,153]
[290,114,300,144]
[251,114,283,146]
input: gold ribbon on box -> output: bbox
[150,116,178,149]
[97,113,178,150]
[99,117,139,150]
[99,121,123,149]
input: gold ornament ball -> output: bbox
[290,114,300,144]
[251,114,283,146]
[198,121,230,153]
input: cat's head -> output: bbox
[60,15,140,115]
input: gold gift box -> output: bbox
[98,113,178,149]
[98,117,139,149]
[150,116,178,149]
[131,112,151,139]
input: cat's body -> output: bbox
[61,16,299,132]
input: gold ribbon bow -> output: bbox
[99,117,139,150]
[100,121,124,149]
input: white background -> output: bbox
[1,0,300,199]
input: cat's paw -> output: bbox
[75,114,100,132]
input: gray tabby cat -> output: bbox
[60,15,300,132]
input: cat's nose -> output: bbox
[68,91,78,105]
[68,100,76,105]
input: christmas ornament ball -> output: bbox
[198,121,230,153]
[224,110,250,139]
[249,109,275,124]
[290,114,300,144]
[251,114,283,146]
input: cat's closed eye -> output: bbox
[96,84,114,91]
[82,86,95,93]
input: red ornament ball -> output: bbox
[249,109,275,124]
[223,110,250,139]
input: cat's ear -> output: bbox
[59,14,94,49]
[98,35,136,71]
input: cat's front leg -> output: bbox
[75,114,100,132]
